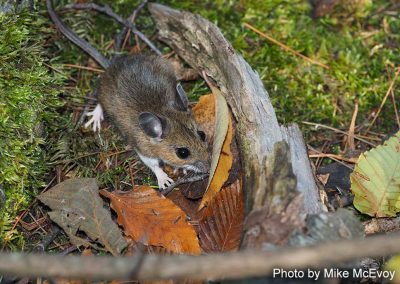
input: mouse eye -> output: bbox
[197,131,206,142]
[176,147,191,159]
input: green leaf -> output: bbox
[351,131,400,217]
[385,255,400,282]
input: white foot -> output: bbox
[154,167,173,190]
[85,104,104,132]
[137,152,174,190]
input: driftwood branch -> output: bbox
[148,4,322,215]
[1,232,400,281]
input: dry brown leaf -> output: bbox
[198,178,244,252]
[167,190,200,221]
[81,248,93,256]
[101,186,201,255]
[38,178,127,255]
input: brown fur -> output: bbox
[97,54,210,171]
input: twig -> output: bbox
[346,102,358,151]
[307,145,354,170]
[115,0,148,52]
[33,226,61,252]
[42,62,78,83]
[244,23,329,70]
[387,66,400,129]
[63,64,104,73]
[64,3,162,55]
[2,232,400,280]
[309,153,357,164]
[1,204,34,250]
[302,121,376,147]
[315,140,329,169]
[46,0,110,69]
[160,173,209,196]
[366,66,400,133]
[2,174,58,250]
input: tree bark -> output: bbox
[148,4,322,214]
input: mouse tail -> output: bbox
[46,0,110,69]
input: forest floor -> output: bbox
[1,0,399,250]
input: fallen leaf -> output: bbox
[199,91,233,209]
[160,95,216,200]
[38,178,127,255]
[385,255,400,283]
[351,131,400,217]
[198,178,244,252]
[192,94,216,144]
[81,248,94,256]
[101,186,201,255]
[167,190,200,221]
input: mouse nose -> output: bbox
[194,161,210,173]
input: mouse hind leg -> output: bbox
[85,104,104,132]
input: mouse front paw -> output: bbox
[157,173,174,190]
[154,168,173,190]
[84,104,104,132]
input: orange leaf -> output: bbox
[101,186,201,255]
[198,178,244,252]
[192,94,216,144]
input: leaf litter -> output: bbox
[100,186,201,255]
[38,178,127,255]
[39,84,243,256]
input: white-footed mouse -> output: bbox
[47,0,210,189]
[89,55,210,188]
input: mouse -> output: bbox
[47,0,210,189]
[90,54,210,189]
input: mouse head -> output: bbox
[138,83,210,173]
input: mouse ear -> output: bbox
[139,112,166,139]
[175,83,189,111]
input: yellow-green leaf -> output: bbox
[351,131,400,217]
[384,255,400,282]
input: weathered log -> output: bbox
[148,4,322,215]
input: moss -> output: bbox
[0,10,64,248]
[89,0,399,132]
